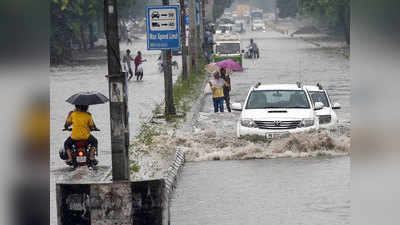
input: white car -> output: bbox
[251,19,266,31]
[232,83,324,138]
[304,84,341,128]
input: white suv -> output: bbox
[233,83,324,138]
[304,84,341,128]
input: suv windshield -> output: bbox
[309,91,330,107]
[216,43,241,54]
[246,90,310,109]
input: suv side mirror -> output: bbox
[332,102,341,109]
[314,102,324,110]
[231,102,242,111]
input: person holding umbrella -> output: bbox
[220,67,232,112]
[63,91,108,167]
[208,71,226,113]
[63,105,99,166]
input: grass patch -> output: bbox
[172,58,207,115]
[130,161,140,173]
[135,121,159,146]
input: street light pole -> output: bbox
[104,0,130,181]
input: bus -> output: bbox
[212,34,243,67]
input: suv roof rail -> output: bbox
[296,81,303,88]
[317,83,323,90]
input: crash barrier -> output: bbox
[165,147,185,198]
[56,149,185,225]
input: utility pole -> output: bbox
[199,0,205,55]
[163,0,176,116]
[195,0,201,66]
[188,0,197,73]
[180,0,188,79]
[104,0,130,181]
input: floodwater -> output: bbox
[50,39,180,224]
[170,29,350,225]
[171,157,350,225]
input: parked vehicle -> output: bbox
[304,84,341,128]
[232,83,323,138]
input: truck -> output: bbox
[212,34,243,67]
[250,8,265,31]
[250,8,263,22]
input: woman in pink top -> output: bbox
[133,51,146,81]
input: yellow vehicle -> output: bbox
[212,34,243,67]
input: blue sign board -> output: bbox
[184,4,189,25]
[146,5,181,50]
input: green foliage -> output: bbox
[173,59,207,114]
[136,122,159,146]
[50,0,138,64]
[277,0,299,18]
[300,0,350,43]
[129,160,140,172]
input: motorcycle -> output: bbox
[244,46,260,59]
[59,127,99,170]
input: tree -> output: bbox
[50,0,139,65]
[300,0,350,45]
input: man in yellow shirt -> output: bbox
[64,105,98,166]
[208,71,228,113]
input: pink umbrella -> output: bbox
[215,59,243,72]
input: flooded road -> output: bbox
[170,29,350,224]
[50,40,180,224]
[171,157,350,225]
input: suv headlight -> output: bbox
[240,118,257,128]
[299,118,315,128]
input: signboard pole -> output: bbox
[162,0,176,116]
[104,0,130,181]
[180,0,188,80]
[195,0,201,65]
[189,0,197,73]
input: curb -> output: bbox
[164,147,185,198]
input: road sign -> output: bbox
[146,5,181,50]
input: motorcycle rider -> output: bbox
[64,105,98,167]
[248,38,259,59]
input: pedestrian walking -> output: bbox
[134,51,146,81]
[220,67,232,112]
[208,71,226,113]
[123,49,134,80]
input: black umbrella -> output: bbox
[66,91,109,105]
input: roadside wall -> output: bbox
[56,149,185,225]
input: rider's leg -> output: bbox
[64,137,74,162]
[87,135,98,161]
[66,149,72,162]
